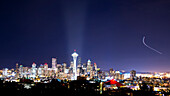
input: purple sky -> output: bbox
[0,0,170,72]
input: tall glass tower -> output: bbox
[72,50,78,80]
[52,58,57,69]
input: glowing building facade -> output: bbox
[31,63,37,78]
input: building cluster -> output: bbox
[0,51,170,82]
[1,51,170,96]
[0,51,100,80]
[2,59,99,80]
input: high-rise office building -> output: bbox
[52,58,57,77]
[16,63,19,78]
[23,67,29,78]
[87,59,92,73]
[19,65,23,78]
[77,63,81,76]
[77,57,82,76]
[78,57,81,65]
[2,68,8,77]
[115,71,124,80]
[130,70,136,80]
[38,64,44,77]
[82,63,87,75]
[87,59,92,79]
[109,68,113,74]
[94,63,98,77]
[31,62,37,78]
[52,58,57,69]
[69,61,74,75]
[44,63,48,77]
[63,63,67,73]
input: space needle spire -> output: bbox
[72,49,79,80]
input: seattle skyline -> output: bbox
[0,0,170,72]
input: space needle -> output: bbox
[72,50,79,80]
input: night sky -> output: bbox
[0,0,170,72]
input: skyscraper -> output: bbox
[130,70,136,80]
[87,59,92,73]
[52,58,57,77]
[38,64,43,77]
[19,65,23,78]
[63,63,67,73]
[87,59,92,79]
[44,63,48,77]
[78,57,81,65]
[3,68,8,77]
[94,63,98,77]
[52,58,57,69]
[16,63,19,78]
[72,50,78,80]
[31,62,37,78]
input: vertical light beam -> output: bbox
[62,1,87,55]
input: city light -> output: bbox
[0,51,169,96]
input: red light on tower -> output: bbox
[74,49,76,52]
